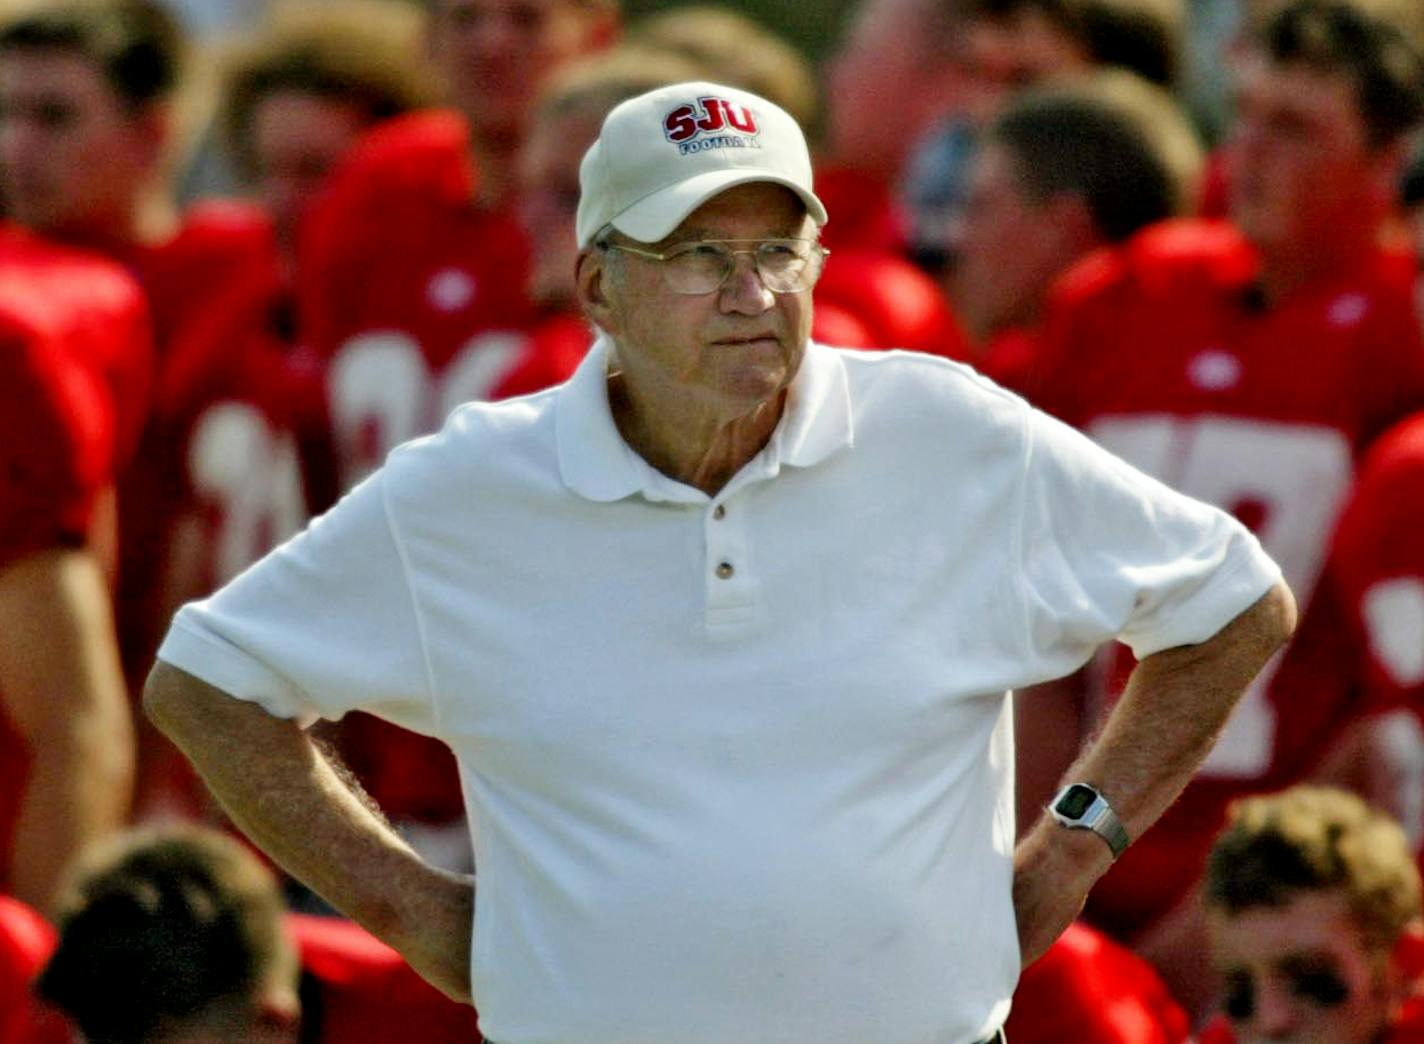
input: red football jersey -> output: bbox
[1327,414,1424,710]
[813,165,907,255]
[112,204,282,687]
[0,242,148,888]
[1032,219,1424,938]
[296,110,543,491]
[108,200,276,353]
[1007,922,1190,1043]
[289,913,479,1042]
[157,262,318,598]
[0,226,151,472]
[976,326,1042,398]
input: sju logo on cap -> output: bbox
[663,97,761,154]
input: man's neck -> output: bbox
[607,372,786,497]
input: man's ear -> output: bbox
[576,248,620,334]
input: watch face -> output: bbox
[1056,784,1098,819]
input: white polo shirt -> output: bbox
[159,338,1280,1044]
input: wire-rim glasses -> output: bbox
[602,238,829,295]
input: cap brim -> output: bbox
[610,168,828,244]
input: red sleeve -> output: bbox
[0,326,112,570]
[288,914,479,1043]
[1328,414,1424,706]
[977,327,1043,398]
[1357,256,1424,446]
[1005,923,1190,1044]
[0,230,152,473]
[489,314,591,400]
[812,248,969,359]
[811,299,878,348]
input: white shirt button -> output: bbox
[713,504,726,520]
[715,562,734,579]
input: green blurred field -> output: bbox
[621,0,860,63]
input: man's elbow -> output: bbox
[1252,578,1298,656]
[142,660,200,738]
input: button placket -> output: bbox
[703,497,755,620]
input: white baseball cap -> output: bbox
[575,80,828,248]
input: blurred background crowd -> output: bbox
[3,0,1424,1040]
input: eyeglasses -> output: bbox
[602,238,829,295]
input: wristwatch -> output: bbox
[1049,783,1130,858]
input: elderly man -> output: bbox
[145,82,1294,1044]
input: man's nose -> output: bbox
[720,251,774,312]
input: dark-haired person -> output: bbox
[0,0,277,721]
[36,826,479,1044]
[900,0,1187,270]
[950,70,1201,397]
[0,0,273,349]
[1021,0,1424,1014]
[1199,786,1424,1043]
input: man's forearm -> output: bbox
[1061,579,1297,839]
[0,548,133,912]
[143,661,474,1002]
[1013,579,1296,965]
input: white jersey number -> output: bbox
[327,330,528,488]
[1089,415,1353,777]
[188,401,306,583]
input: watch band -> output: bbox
[1050,783,1130,858]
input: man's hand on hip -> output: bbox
[1012,814,1114,968]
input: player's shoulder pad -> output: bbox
[1054,219,1255,308]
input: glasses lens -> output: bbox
[658,240,824,294]
[757,241,818,292]
[664,243,733,294]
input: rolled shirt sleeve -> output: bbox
[1016,403,1282,671]
[157,469,437,735]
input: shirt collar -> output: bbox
[555,335,854,503]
